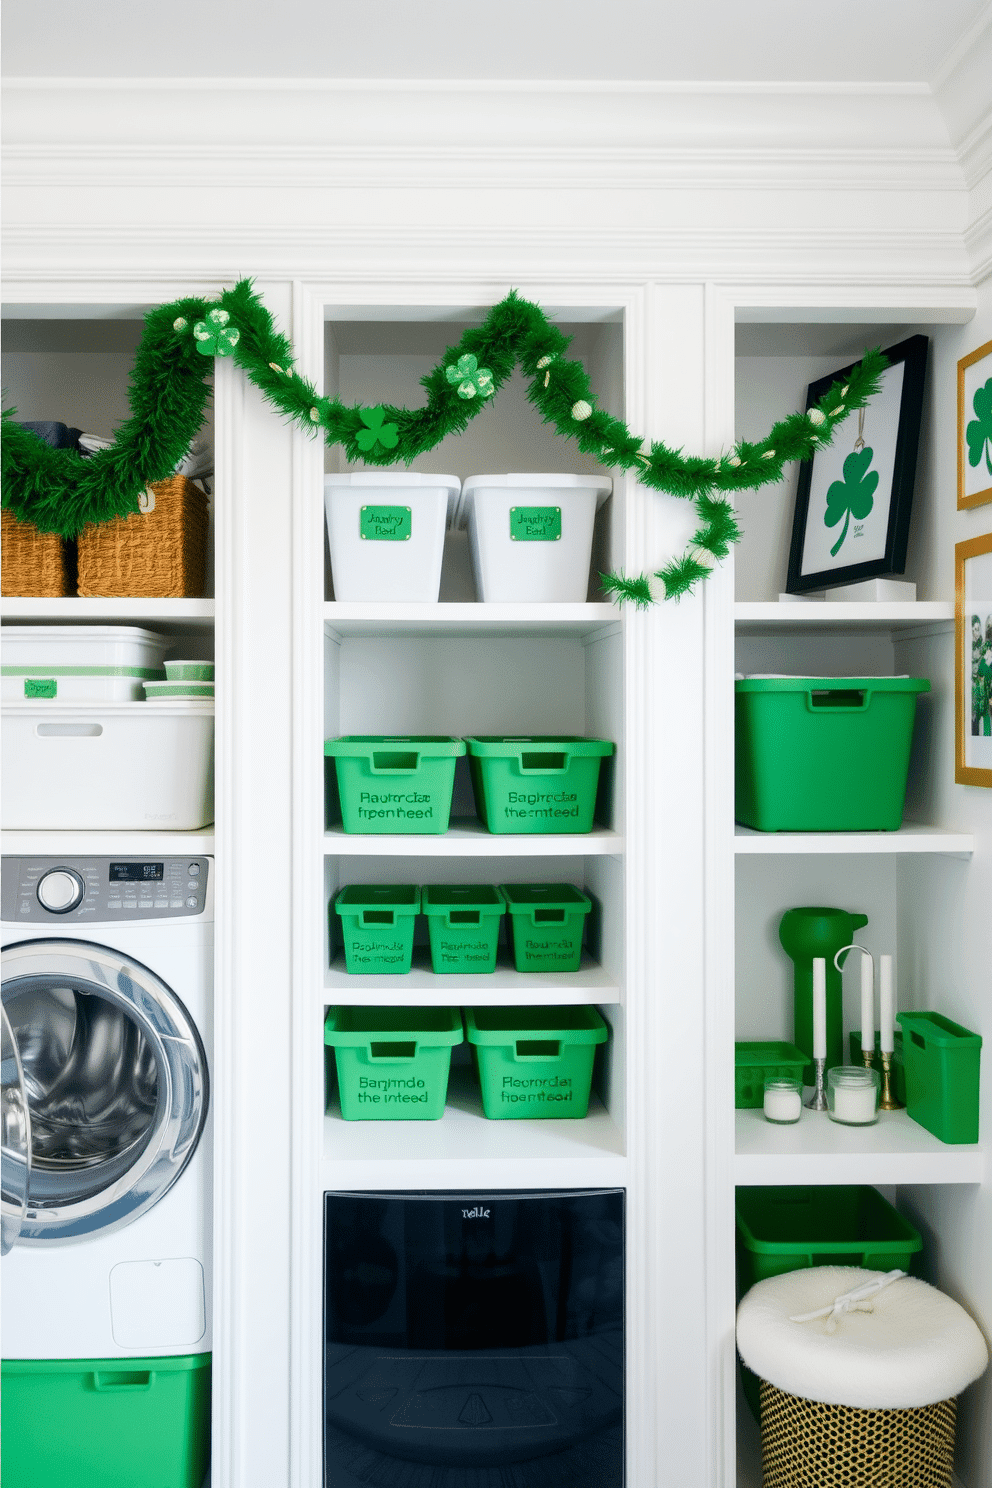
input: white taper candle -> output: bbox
[813,957,827,1059]
[861,950,875,1056]
[880,954,894,1053]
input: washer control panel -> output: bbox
[1,857,210,923]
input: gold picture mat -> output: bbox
[957,338,992,510]
[955,530,992,786]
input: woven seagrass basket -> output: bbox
[76,476,209,598]
[1,506,72,597]
[759,1379,956,1488]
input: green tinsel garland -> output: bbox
[1,280,887,604]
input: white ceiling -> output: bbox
[1,0,989,83]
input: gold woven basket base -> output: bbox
[76,476,209,598]
[760,1380,956,1488]
[1,506,71,596]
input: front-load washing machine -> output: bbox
[1,854,212,1362]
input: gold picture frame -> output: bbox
[957,338,992,510]
[956,531,992,786]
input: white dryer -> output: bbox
[1,854,212,1361]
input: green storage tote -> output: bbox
[324,1005,463,1120]
[465,735,613,834]
[325,735,466,834]
[501,882,592,972]
[333,884,420,973]
[849,1029,907,1106]
[734,1041,808,1108]
[0,1353,210,1488]
[465,1004,608,1119]
[897,1011,982,1145]
[735,676,930,831]
[422,884,505,973]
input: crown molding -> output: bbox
[966,202,992,285]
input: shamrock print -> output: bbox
[356,406,400,452]
[445,353,495,401]
[192,308,240,358]
[966,377,992,477]
[824,446,878,557]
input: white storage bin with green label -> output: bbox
[324,472,460,602]
[1,624,168,702]
[457,473,613,602]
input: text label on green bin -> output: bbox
[509,506,561,541]
[360,505,412,541]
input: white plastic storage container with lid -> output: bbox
[457,473,612,603]
[2,701,215,830]
[324,473,460,602]
[1,625,169,703]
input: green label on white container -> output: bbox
[510,506,561,541]
[360,505,412,541]
[24,678,57,698]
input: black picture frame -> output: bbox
[786,334,928,594]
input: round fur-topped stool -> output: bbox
[736,1267,989,1488]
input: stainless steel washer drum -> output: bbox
[1,939,208,1245]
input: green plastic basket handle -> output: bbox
[516,750,569,775]
[92,1370,155,1393]
[513,1038,562,1061]
[804,687,871,713]
[359,909,396,927]
[370,749,420,773]
[368,1040,418,1062]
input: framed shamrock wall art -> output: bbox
[955,530,992,787]
[786,334,928,593]
[958,339,992,510]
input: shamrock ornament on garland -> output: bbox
[192,308,240,358]
[356,406,400,452]
[446,353,495,401]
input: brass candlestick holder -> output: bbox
[878,1050,904,1111]
[806,1057,829,1111]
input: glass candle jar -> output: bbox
[827,1065,880,1125]
[763,1076,803,1124]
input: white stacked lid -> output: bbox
[1,626,170,703]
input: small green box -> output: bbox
[465,735,614,834]
[734,1041,808,1108]
[334,884,420,973]
[325,735,466,834]
[501,883,592,972]
[848,1029,907,1106]
[422,884,505,974]
[897,1011,982,1145]
[735,676,930,831]
[324,1005,463,1120]
[0,1353,210,1488]
[465,1005,608,1119]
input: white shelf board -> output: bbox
[324,950,619,1005]
[324,821,623,856]
[1,827,216,856]
[735,1107,984,1185]
[735,600,953,635]
[323,601,621,640]
[321,1066,624,1189]
[735,823,973,856]
[2,598,215,631]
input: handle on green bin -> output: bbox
[360,909,396,927]
[370,749,421,773]
[805,688,871,713]
[517,750,569,775]
[532,908,566,924]
[92,1370,155,1393]
[368,1040,418,1061]
[448,910,481,926]
[514,1039,562,1060]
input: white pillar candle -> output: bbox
[879,954,895,1054]
[860,949,875,1056]
[812,957,827,1060]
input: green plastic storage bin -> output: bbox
[465,735,614,834]
[324,735,466,834]
[897,1011,982,1145]
[465,1005,608,1119]
[848,1029,907,1106]
[501,882,592,972]
[736,1185,922,1294]
[422,884,505,973]
[735,676,930,831]
[334,884,420,973]
[0,1353,210,1488]
[734,1041,808,1108]
[324,1005,463,1120]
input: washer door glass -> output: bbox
[1,1000,32,1255]
[1,940,208,1246]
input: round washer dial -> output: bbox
[36,868,85,914]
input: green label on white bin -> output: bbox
[510,506,561,541]
[360,505,412,541]
[24,678,57,698]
